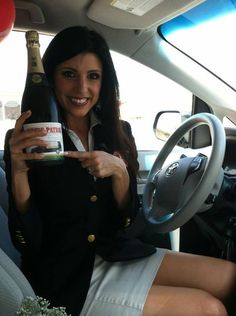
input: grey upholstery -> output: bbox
[0,248,35,297]
[0,248,36,316]
[0,166,21,266]
[0,206,21,267]
[0,263,24,316]
[0,166,36,315]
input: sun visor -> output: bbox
[87,0,206,30]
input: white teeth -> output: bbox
[71,97,88,105]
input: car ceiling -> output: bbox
[14,0,204,59]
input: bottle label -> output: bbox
[23,122,64,161]
[31,74,43,84]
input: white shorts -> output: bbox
[80,248,166,316]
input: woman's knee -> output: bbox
[200,294,227,316]
[220,260,236,296]
[143,285,228,316]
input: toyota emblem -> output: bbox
[165,162,179,176]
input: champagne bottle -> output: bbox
[21,30,64,165]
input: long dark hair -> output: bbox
[43,26,138,174]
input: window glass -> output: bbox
[223,116,236,128]
[0,31,52,149]
[112,52,192,149]
[0,31,192,150]
[159,0,236,90]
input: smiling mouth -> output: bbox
[70,97,89,105]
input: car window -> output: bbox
[0,31,52,149]
[0,30,192,150]
[114,52,192,150]
[159,0,236,91]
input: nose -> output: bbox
[75,75,88,93]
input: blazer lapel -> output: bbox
[92,124,113,153]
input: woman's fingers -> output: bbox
[64,151,97,169]
[12,110,31,135]
[64,150,102,165]
[11,138,48,154]
[11,126,47,148]
[9,110,49,171]
[64,150,123,178]
[10,111,47,153]
[64,150,91,160]
[12,151,45,161]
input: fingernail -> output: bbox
[64,151,68,156]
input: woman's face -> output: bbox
[54,52,102,125]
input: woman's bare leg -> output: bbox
[143,250,236,316]
[155,251,236,303]
[143,285,227,316]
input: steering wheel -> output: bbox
[142,112,226,233]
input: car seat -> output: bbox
[0,205,21,267]
[0,247,36,315]
[0,166,21,266]
[0,165,36,315]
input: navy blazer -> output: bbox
[4,121,156,315]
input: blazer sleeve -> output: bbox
[4,130,43,254]
[120,121,141,228]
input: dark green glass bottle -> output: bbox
[21,30,64,165]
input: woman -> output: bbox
[4,26,236,316]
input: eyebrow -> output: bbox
[59,67,102,73]
[88,69,102,73]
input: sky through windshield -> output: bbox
[159,0,236,90]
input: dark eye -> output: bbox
[88,72,101,80]
[62,70,76,79]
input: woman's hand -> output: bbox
[8,110,49,213]
[9,110,47,174]
[64,150,126,178]
[64,150,130,208]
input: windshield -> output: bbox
[159,0,236,90]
